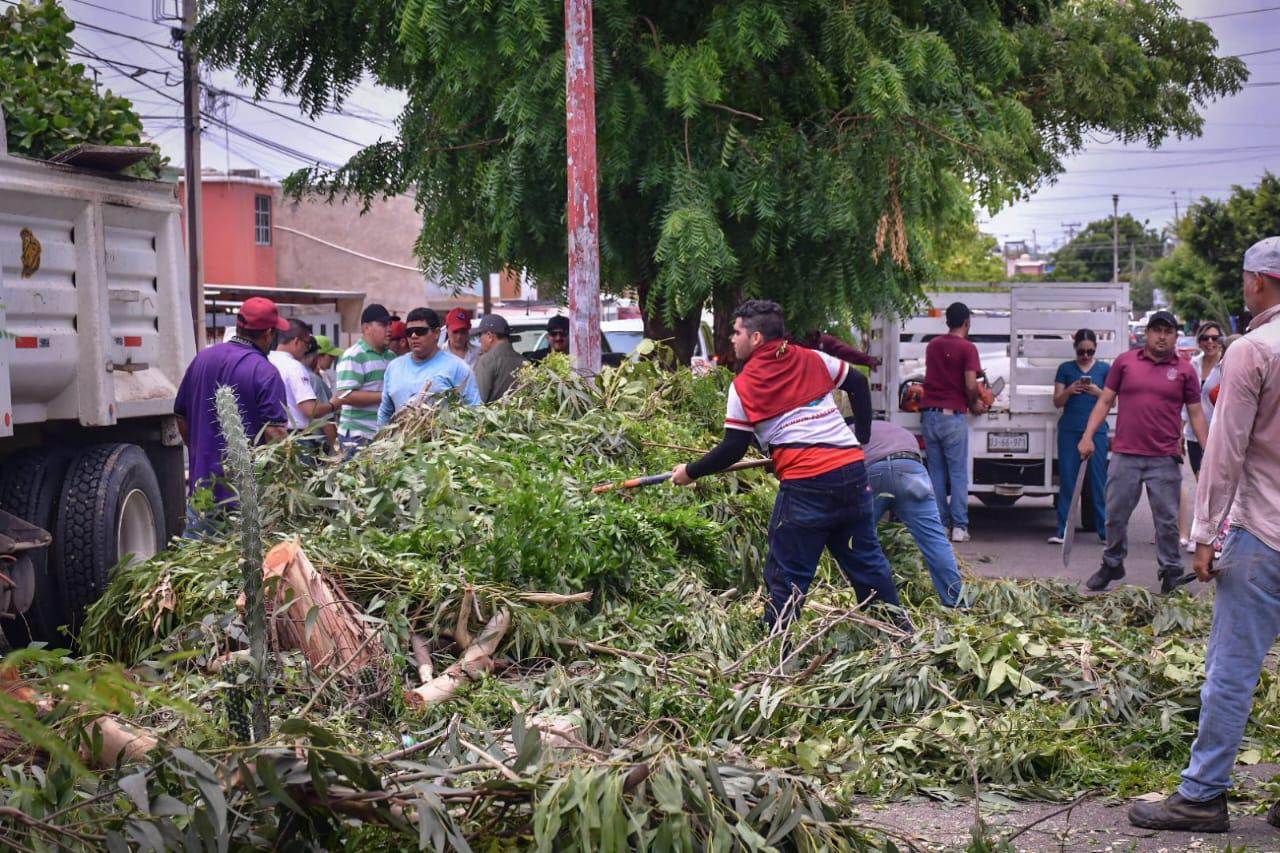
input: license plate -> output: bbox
[987,432,1029,453]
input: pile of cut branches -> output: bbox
[2,358,1271,851]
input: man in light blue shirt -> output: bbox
[378,307,480,426]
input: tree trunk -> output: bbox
[637,279,701,366]
[711,285,744,371]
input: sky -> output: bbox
[15,0,1280,259]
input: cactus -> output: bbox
[214,385,270,740]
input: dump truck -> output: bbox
[0,113,193,645]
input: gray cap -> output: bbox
[1244,236,1280,275]
[476,314,519,340]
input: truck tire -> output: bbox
[55,444,166,639]
[0,448,74,645]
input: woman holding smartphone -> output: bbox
[1049,328,1110,545]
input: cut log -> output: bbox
[405,608,510,708]
[250,539,387,675]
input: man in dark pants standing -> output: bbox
[1078,310,1209,593]
[671,300,906,632]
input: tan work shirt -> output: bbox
[1192,303,1280,551]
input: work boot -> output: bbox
[1128,792,1228,833]
[1085,562,1124,591]
[1268,799,1280,829]
[1161,569,1194,595]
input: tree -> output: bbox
[0,0,163,177]
[1166,172,1280,318]
[935,219,1004,282]
[1045,214,1162,283]
[195,0,1243,362]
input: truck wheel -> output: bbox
[55,444,166,638]
[0,448,74,645]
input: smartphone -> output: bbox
[1079,377,1092,386]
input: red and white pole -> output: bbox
[564,0,602,375]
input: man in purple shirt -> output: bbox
[174,297,289,532]
[1078,311,1209,593]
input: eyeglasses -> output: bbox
[405,326,434,337]
[1198,334,1222,343]
[1075,348,1095,356]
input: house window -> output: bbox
[254,194,272,246]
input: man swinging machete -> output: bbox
[672,300,910,633]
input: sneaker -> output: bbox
[1047,535,1065,545]
[1085,562,1124,591]
[1128,792,1228,833]
[951,528,970,543]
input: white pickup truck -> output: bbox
[0,112,193,644]
[868,283,1129,506]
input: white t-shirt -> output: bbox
[268,350,318,430]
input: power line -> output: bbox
[64,0,156,25]
[1195,5,1280,20]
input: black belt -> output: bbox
[920,407,962,414]
[880,451,923,464]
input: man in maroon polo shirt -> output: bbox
[919,302,988,543]
[1078,310,1209,593]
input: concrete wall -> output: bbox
[274,193,491,316]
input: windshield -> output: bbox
[604,331,645,354]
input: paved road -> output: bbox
[951,463,1201,595]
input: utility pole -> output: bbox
[178,0,205,346]
[1031,229,1037,256]
[1061,221,1081,242]
[564,0,602,376]
[1129,241,1136,282]
[1172,190,1179,224]
[1111,194,1119,284]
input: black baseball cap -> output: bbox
[476,314,520,339]
[1146,310,1178,330]
[361,303,392,324]
[547,315,570,334]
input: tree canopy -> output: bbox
[0,0,162,177]
[1046,214,1162,283]
[1159,172,1280,321]
[935,218,1004,282]
[195,0,1244,360]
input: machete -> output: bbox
[592,458,772,494]
[1061,459,1089,567]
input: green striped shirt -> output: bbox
[336,339,389,438]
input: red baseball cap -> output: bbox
[445,307,472,332]
[389,320,407,340]
[238,296,289,332]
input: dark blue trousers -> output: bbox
[762,460,905,629]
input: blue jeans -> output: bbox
[869,457,964,607]
[921,410,969,530]
[1056,428,1108,540]
[1180,528,1280,801]
[763,461,906,630]
[340,434,372,460]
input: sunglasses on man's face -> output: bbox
[1076,348,1095,356]
[1198,334,1222,343]
[405,326,435,338]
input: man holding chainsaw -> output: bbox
[672,300,906,632]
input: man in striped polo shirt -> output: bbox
[335,303,392,453]
[672,300,906,632]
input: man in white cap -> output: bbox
[1130,236,1280,834]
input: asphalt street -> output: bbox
[952,464,1202,596]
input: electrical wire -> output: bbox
[1195,5,1280,20]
